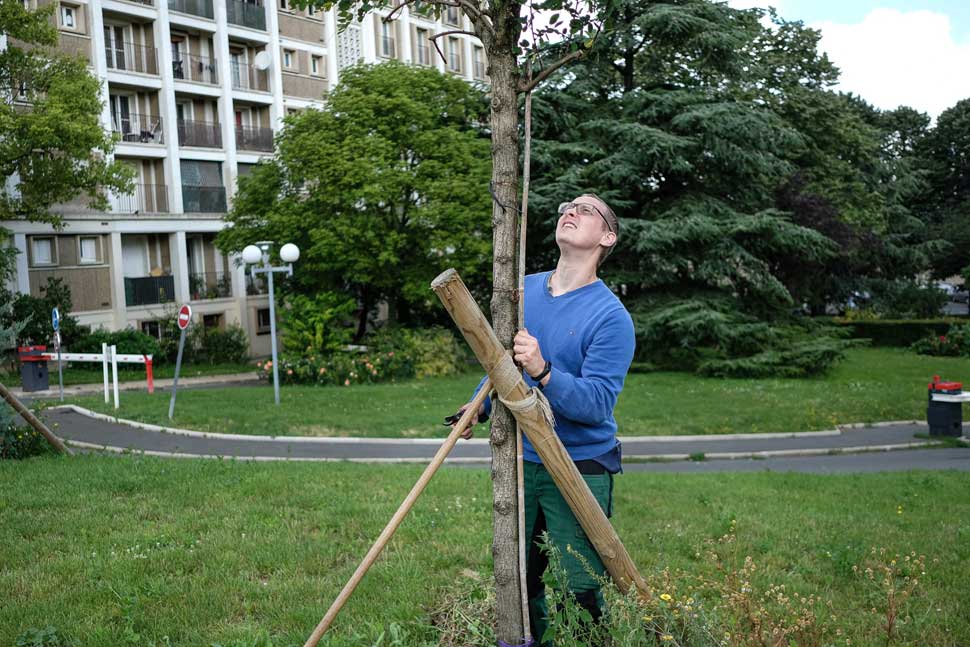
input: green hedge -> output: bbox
[835,319,966,347]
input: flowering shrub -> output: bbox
[262,327,469,386]
[910,324,970,357]
[1,423,55,460]
[258,350,413,387]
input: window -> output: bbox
[60,4,76,30]
[141,320,162,340]
[283,49,294,69]
[380,22,395,58]
[472,45,485,79]
[31,237,55,266]
[415,28,429,65]
[16,81,28,100]
[447,37,461,72]
[256,308,272,334]
[203,313,223,330]
[78,236,99,264]
[278,0,288,9]
[444,5,459,26]
[307,4,316,16]
[311,55,322,75]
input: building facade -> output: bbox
[3,0,487,357]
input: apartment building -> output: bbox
[3,0,488,357]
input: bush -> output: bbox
[868,279,950,318]
[1,423,55,460]
[195,324,249,364]
[72,327,161,357]
[1,277,89,347]
[837,319,960,347]
[280,291,356,356]
[910,324,970,357]
[264,350,413,386]
[368,327,468,378]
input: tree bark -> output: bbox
[482,46,527,644]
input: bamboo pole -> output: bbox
[431,269,650,600]
[303,381,493,647]
[0,382,72,455]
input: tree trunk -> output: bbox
[484,47,527,645]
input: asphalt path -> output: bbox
[40,407,970,474]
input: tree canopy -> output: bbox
[0,1,131,225]
[217,62,493,337]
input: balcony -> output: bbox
[227,0,266,31]
[235,124,273,152]
[181,185,227,212]
[105,41,159,75]
[125,275,175,307]
[177,119,222,147]
[112,113,164,144]
[190,271,233,300]
[114,184,170,213]
[172,53,219,85]
[230,61,269,92]
[168,0,214,19]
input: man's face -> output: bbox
[555,195,616,257]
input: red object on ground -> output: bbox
[177,304,192,330]
[145,356,154,394]
[928,375,963,394]
[18,346,49,362]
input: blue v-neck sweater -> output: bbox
[476,271,636,465]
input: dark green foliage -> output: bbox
[194,325,249,365]
[280,292,356,356]
[867,280,950,319]
[217,62,492,335]
[838,320,959,347]
[1,424,55,460]
[2,277,89,347]
[367,326,469,378]
[910,324,970,358]
[73,327,161,357]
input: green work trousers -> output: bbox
[523,460,613,646]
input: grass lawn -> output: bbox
[1,362,256,388]
[60,348,970,438]
[1,455,968,646]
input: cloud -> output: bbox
[812,9,970,119]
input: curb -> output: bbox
[53,404,871,445]
[64,439,949,464]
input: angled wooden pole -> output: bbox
[0,382,72,455]
[303,381,493,647]
[431,269,650,600]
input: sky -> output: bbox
[727,0,970,119]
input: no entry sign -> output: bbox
[177,304,192,330]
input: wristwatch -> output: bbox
[531,360,552,386]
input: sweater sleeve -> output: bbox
[540,308,635,425]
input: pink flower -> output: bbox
[388,352,395,357]
[344,379,350,386]
[265,360,273,368]
[287,369,293,375]
[371,370,377,376]
[319,368,325,375]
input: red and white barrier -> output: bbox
[21,343,154,409]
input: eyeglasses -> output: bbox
[558,201,614,232]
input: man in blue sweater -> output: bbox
[458,193,636,644]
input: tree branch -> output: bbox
[428,29,478,66]
[518,49,585,93]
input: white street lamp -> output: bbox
[242,240,299,405]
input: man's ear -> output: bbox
[600,230,617,249]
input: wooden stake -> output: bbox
[303,381,493,647]
[432,269,651,600]
[0,382,72,455]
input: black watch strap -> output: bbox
[531,360,552,385]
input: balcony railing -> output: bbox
[168,0,214,19]
[227,0,266,30]
[105,41,158,75]
[190,271,233,300]
[182,185,227,212]
[125,275,175,307]
[230,61,269,92]
[114,184,170,213]
[235,124,273,152]
[172,53,219,85]
[125,0,154,5]
[177,119,222,148]
[246,274,268,295]
[112,113,164,144]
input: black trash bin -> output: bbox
[18,345,50,392]
[927,375,963,437]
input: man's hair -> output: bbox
[581,193,619,266]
